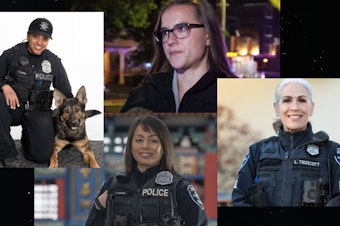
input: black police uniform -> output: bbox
[0,41,72,164]
[120,68,231,113]
[85,164,208,226]
[232,122,340,206]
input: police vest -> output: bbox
[254,136,335,206]
[7,43,57,102]
[108,170,184,226]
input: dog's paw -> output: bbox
[48,164,58,168]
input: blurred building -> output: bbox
[104,113,218,223]
[226,1,280,77]
[34,113,218,225]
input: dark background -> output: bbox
[1,0,339,225]
[0,169,34,225]
[1,0,338,78]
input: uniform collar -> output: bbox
[278,122,314,150]
[134,164,161,187]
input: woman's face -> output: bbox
[274,83,314,132]
[160,4,210,73]
[27,33,49,55]
[131,124,163,172]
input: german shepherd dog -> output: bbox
[49,86,101,168]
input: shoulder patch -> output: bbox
[187,185,204,210]
[239,151,250,171]
[335,148,340,166]
[155,171,173,185]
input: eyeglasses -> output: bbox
[154,23,204,43]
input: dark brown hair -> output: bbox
[124,115,175,172]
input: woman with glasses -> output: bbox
[120,0,237,113]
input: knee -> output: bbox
[25,143,54,164]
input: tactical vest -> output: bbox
[107,171,184,226]
[253,133,335,206]
[6,43,56,104]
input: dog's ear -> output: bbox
[76,86,88,105]
[53,88,67,108]
[85,109,101,118]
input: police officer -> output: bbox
[0,18,73,167]
[85,115,207,225]
[232,79,340,207]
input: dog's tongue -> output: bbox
[71,126,78,130]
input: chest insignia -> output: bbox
[19,56,29,66]
[155,171,173,185]
[306,144,319,156]
[41,60,52,73]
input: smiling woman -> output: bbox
[85,115,208,226]
[230,78,340,207]
[0,12,104,141]
[0,12,104,168]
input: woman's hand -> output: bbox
[2,84,20,109]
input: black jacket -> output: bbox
[85,165,208,226]
[232,123,340,206]
[0,42,72,98]
[120,69,230,113]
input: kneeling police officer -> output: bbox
[0,17,73,167]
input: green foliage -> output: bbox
[103,0,158,40]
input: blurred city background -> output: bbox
[34,113,218,225]
[101,0,280,113]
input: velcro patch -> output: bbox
[293,159,321,168]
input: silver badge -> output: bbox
[41,60,52,73]
[155,171,173,185]
[306,144,319,156]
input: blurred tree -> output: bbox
[66,0,164,65]
[66,0,219,66]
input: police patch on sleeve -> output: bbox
[335,148,340,166]
[239,151,250,171]
[187,185,204,210]
[155,171,173,185]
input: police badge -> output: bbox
[306,144,319,156]
[41,60,52,73]
[155,171,173,185]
